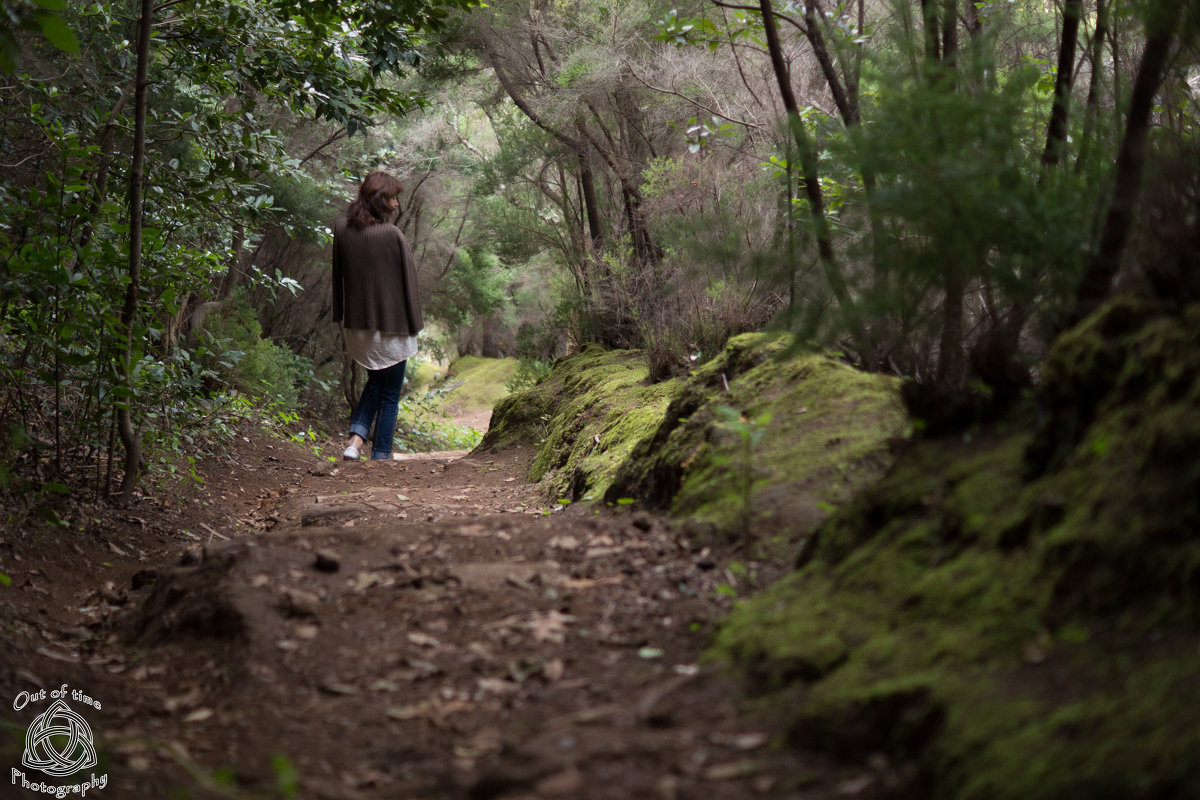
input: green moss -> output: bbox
[708,301,1200,797]
[483,333,907,527]
[405,358,441,392]
[437,355,519,417]
[951,652,1200,799]
[477,346,681,499]
[609,332,910,543]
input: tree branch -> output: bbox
[625,63,763,129]
[712,0,808,35]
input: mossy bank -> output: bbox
[710,300,1200,798]
[478,334,909,542]
[477,345,678,502]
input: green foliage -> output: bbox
[204,293,308,407]
[271,752,300,798]
[0,0,79,74]
[0,0,479,502]
[714,405,772,553]
[395,389,483,453]
[505,320,559,392]
[504,357,553,393]
[424,245,509,329]
[836,28,1095,329]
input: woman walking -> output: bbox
[332,171,424,460]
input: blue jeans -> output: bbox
[348,360,407,459]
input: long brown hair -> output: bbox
[346,171,402,229]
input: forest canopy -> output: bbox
[1,0,1198,502]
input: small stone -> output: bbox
[535,768,584,796]
[313,548,341,572]
[278,587,321,618]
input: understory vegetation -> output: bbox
[2,0,1198,792]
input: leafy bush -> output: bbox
[204,291,308,407]
[394,389,483,452]
[505,357,553,393]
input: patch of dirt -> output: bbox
[0,429,893,799]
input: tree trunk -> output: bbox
[1075,0,1109,172]
[1042,0,1083,166]
[921,0,941,63]
[218,223,246,299]
[578,153,603,250]
[758,0,853,317]
[803,0,885,359]
[115,0,153,501]
[1071,23,1177,324]
[804,0,857,125]
[935,0,967,388]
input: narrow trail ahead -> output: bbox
[1,430,880,799]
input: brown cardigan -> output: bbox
[331,219,424,335]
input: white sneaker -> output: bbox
[342,445,360,461]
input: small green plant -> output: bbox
[272,753,300,798]
[393,388,484,452]
[714,405,772,556]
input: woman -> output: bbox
[332,171,423,460]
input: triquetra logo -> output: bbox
[21,699,99,777]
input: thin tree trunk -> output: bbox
[804,0,857,125]
[964,0,981,36]
[1075,0,1109,172]
[115,0,153,501]
[921,0,941,63]
[1042,0,1083,166]
[935,0,966,388]
[218,223,245,299]
[579,155,603,250]
[758,0,854,317]
[1071,22,1177,323]
[941,0,957,69]
[802,0,884,362]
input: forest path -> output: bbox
[0,430,879,799]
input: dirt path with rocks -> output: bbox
[1,429,882,800]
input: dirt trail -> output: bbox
[0,431,877,800]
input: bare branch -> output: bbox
[625,63,764,130]
[711,0,808,35]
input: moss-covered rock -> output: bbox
[709,301,1200,798]
[481,334,908,532]
[607,332,910,543]
[477,346,680,501]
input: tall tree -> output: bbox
[1072,5,1182,323]
[1042,0,1084,166]
[757,0,854,318]
[114,0,154,500]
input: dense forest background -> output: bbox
[1,0,1197,507]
